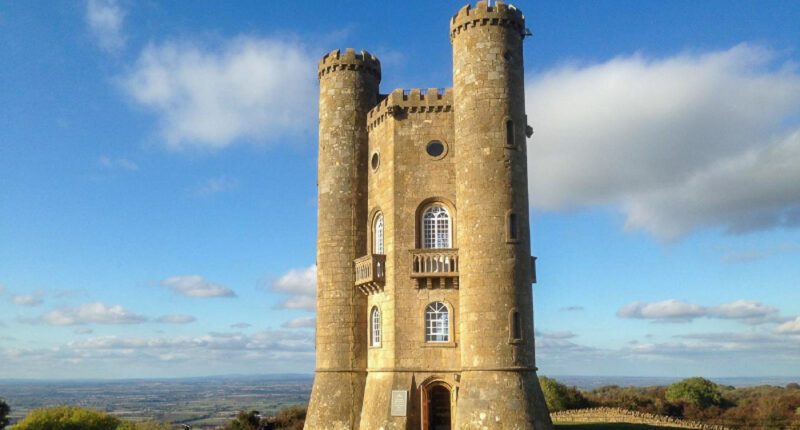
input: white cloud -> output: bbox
[86,0,125,52]
[0,330,315,378]
[775,317,800,334]
[98,155,138,171]
[271,265,316,311]
[282,316,315,329]
[121,37,316,149]
[527,45,800,239]
[618,299,782,324]
[156,314,197,324]
[161,275,235,298]
[12,293,43,307]
[195,175,238,196]
[74,328,94,335]
[28,302,147,326]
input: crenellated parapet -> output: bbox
[367,87,453,131]
[317,48,381,81]
[450,1,525,41]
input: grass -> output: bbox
[554,424,683,430]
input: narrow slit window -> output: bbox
[509,213,518,240]
[511,311,521,340]
[506,120,515,147]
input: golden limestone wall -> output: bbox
[451,2,551,429]
[307,48,379,430]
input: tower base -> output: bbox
[304,371,366,430]
[454,370,553,430]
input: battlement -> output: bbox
[367,88,453,131]
[450,1,525,41]
[317,48,381,81]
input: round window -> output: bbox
[426,141,445,158]
[371,152,380,171]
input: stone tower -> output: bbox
[306,2,551,429]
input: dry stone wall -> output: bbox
[550,407,730,430]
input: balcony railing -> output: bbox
[354,254,386,294]
[410,248,459,289]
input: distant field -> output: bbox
[0,376,312,428]
[555,424,682,430]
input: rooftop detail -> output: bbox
[317,48,381,80]
[367,88,453,131]
[450,1,525,41]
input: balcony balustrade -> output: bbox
[354,254,386,294]
[410,248,459,289]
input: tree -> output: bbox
[538,376,589,412]
[0,398,9,430]
[665,377,723,409]
[14,406,121,430]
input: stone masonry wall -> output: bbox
[550,408,730,430]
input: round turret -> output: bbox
[306,48,380,430]
[451,2,552,428]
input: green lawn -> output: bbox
[555,423,682,430]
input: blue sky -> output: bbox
[1,0,800,380]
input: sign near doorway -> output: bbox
[390,390,408,417]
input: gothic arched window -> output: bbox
[374,213,384,254]
[425,302,450,342]
[422,205,451,249]
[371,306,381,346]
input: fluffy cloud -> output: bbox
[527,44,800,239]
[617,299,782,324]
[271,265,316,311]
[156,314,197,324]
[775,317,800,334]
[121,37,316,149]
[12,293,43,307]
[27,302,147,325]
[86,0,125,52]
[281,316,315,329]
[161,275,235,298]
[0,330,315,378]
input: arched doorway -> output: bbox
[421,382,452,430]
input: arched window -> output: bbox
[422,206,451,249]
[371,306,381,346]
[374,213,384,254]
[425,302,450,343]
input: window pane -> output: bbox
[425,302,450,342]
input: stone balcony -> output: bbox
[410,248,459,289]
[354,253,386,295]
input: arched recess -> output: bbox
[419,377,456,430]
[415,197,457,249]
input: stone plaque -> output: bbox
[390,390,407,417]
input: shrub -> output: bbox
[665,377,723,409]
[14,406,121,430]
[538,376,589,412]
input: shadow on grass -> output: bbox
[555,424,681,430]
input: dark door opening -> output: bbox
[428,384,451,430]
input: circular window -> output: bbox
[371,152,380,171]
[426,141,446,159]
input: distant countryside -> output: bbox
[2,375,799,429]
